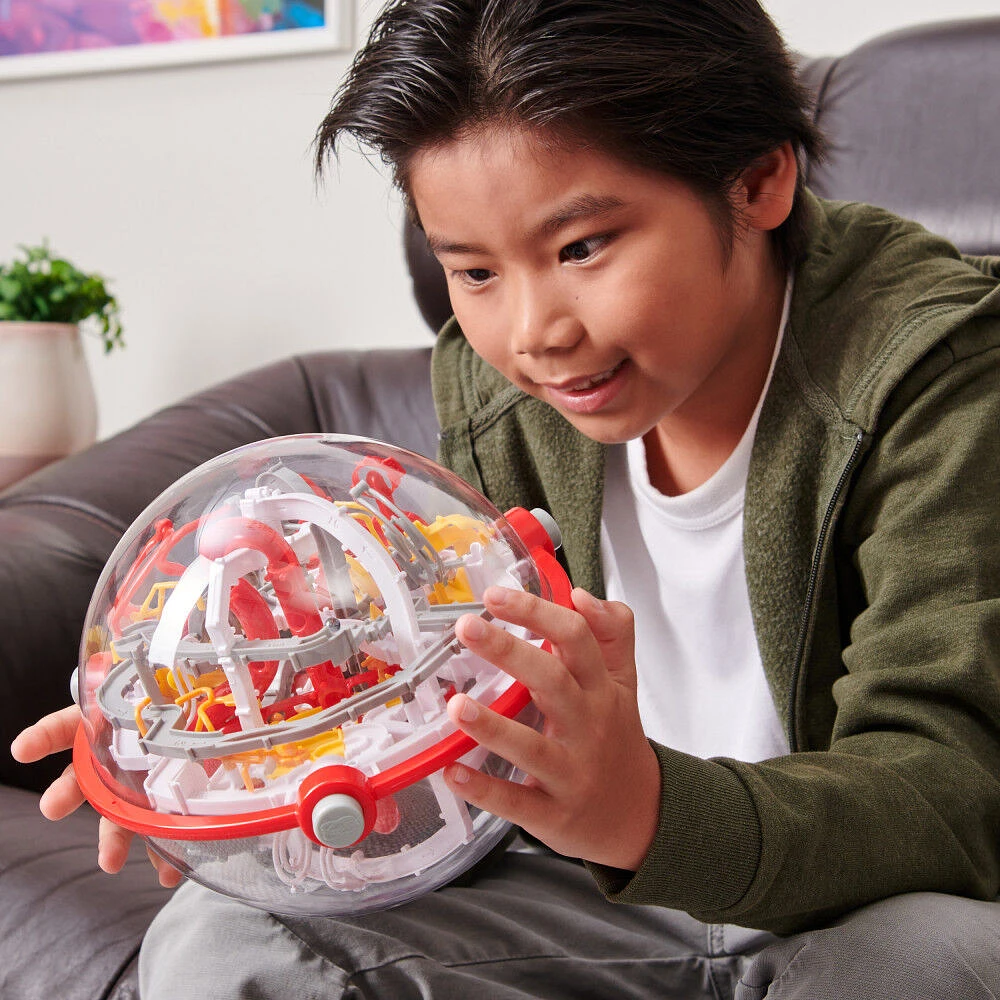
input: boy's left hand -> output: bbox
[446,586,661,871]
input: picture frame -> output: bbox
[0,1,352,81]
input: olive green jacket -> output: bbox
[431,191,1000,935]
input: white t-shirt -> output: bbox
[600,290,791,763]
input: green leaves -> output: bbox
[0,242,125,352]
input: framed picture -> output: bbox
[0,1,351,81]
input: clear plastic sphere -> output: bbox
[73,434,560,915]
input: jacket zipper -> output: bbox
[786,428,866,752]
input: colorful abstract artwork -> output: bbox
[0,1,347,79]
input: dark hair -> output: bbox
[315,0,824,264]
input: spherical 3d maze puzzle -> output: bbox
[71,434,571,914]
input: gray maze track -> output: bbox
[98,603,488,761]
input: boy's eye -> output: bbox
[452,267,494,286]
[559,235,608,264]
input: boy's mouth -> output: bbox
[541,360,625,393]
[536,360,628,414]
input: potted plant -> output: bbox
[0,243,125,489]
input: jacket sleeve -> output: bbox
[588,327,1000,934]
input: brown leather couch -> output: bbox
[2,17,998,999]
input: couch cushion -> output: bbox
[0,786,173,1000]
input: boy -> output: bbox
[13,1,1000,996]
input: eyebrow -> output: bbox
[533,193,626,239]
[425,192,626,257]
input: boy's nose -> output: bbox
[509,279,584,357]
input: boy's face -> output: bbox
[410,125,787,459]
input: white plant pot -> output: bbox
[0,321,98,490]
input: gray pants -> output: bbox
[139,846,1000,999]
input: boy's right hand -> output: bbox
[10,705,183,888]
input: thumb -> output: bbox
[570,588,637,685]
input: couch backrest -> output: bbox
[405,15,1000,331]
[802,17,1000,257]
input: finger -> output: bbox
[10,705,83,763]
[482,586,607,688]
[443,759,552,832]
[98,816,135,874]
[145,846,185,889]
[38,762,87,820]
[455,613,582,716]
[447,692,563,785]
[570,588,637,684]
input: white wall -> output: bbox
[1,0,423,441]
[762,0,1000,55]
[2,1,997,439]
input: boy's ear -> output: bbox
[734,141,798,232]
